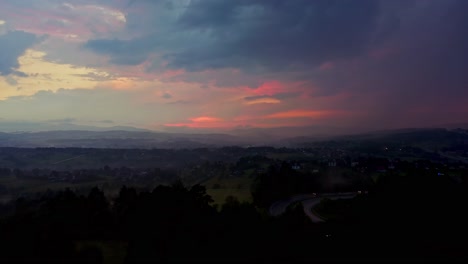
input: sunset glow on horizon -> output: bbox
[1,0,467,134]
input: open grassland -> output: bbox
[202,175,254,205]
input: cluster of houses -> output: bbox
[1,166,167,184]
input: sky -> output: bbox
[0,0,467,134]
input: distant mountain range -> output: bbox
[0,121,149,133]
[1,120,467,149]
[0,130,247,149]
[0,121,353,147]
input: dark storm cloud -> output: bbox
[170,0,382,71]
[85,0,386,72]
[0,31,38,75]
[85,0,179,65]
[82,0,468,130]
[84,37,156,65]
[311,0,468,129]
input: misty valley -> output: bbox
[0,129,467,262]
[2,0,468,261]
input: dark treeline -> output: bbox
[251,161,373,207]
[252,162,320,207]
[1,172,468,262]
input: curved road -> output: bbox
[269,192,357,223]
[269,194,317,216]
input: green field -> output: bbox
[202,175,254,205]
[0,172,255,206]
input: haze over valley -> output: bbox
[1,0,468,262]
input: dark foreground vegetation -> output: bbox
[1,170,467,262]
[1,128,468,262]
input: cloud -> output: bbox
[308,0,468,129]
[170,0,382,71]
[244,92,301,102]
[0,88,231,130]
[266,110,342,119]
[99,119,114,124]
[0,31,38,75]
[84,0,387,73]
[5,76,18,86]
[2,0,468,132]
[48,118,77,123]
[0,49,111,99]
[0,89,148,127]
[165,116,225,128]
[244,97,281,105]
[73,72,115,82]
[190,116,223,123]
[162,92,172,99]
[243,91,302,105]
[83,0,184,65]
[11,71,28,77]
[0,1,127,41]
[84,37,155,65]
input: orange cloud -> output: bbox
[163,111,344,129]
[0,49,109,99]
[244,97,281,105]
[247,80,308,100]
[190,116,223,123]
[253,81,286,96]
[164,116,224,128]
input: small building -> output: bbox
[292,164,301,170]
[377,166,387,173]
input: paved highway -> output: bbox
[269,192,357,223]
[52,154,85,165]
[269,194,317,216]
